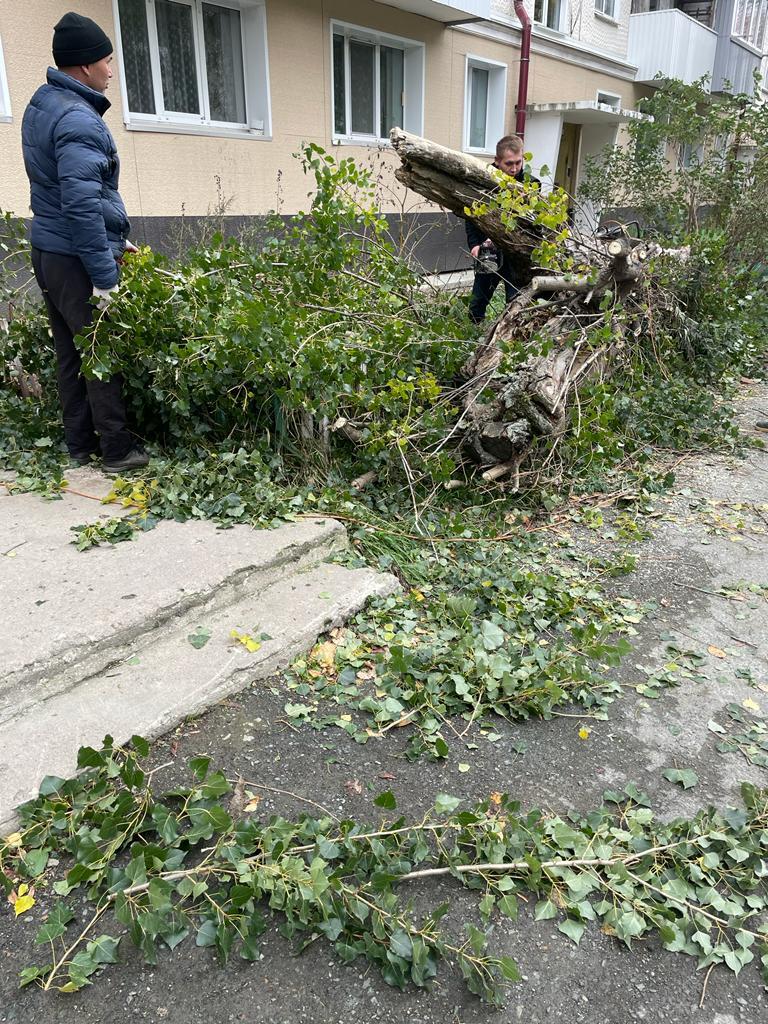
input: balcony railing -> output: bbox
[628,8,718,85]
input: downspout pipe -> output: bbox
[513,0,531,140]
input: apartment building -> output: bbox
[0,1,649,263]
[628,0,768,96]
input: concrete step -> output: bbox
[0,559,398,830]
[1,472,348,718]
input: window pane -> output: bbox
[155,0,200,114]
[349,40,375,135]
[202,3,246,123]
[534,0,545,22]
[117,0,156,113]
[547,0,561,28]
[380,45,404,138]
[333,33,346,135]
[469,66,488,149]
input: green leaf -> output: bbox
[87,936,120,964]
[498,955,522,982]
[22,848,50,878]
[19,965,49,988]
[131,735,150,757]
[35,905,75,944]
[374,790,397,810]
[534,899,558,921]
[196,919,218,947]
[189,756,211,781]
[558,918,586,945]
[663,767,699,790]
[434,793,462,815]
[479,620,505,651]
[389,928,413,961]
[187,626,212,650]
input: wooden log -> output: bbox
[389,128,659,485]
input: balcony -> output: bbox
[712,35,764,94]
[628,8,718,86]
[376,0,495,21]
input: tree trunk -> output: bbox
[390,128,658,487]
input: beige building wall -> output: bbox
[0,0,643,223]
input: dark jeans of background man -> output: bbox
[31,248,134,462]
[468,256,520,324]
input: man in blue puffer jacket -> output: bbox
[22,12,147,473]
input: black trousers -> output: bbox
[468,257,520,324]
[31,248,133,462]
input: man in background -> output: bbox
[466,134,540,324]
[22,12,147,473]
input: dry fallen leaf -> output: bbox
[743,697,761,712]
[707,645,726,659]
[11,884,35,916]
[344,779,363,796]
[244,793,262,813]
[230,629,261,653]
[490,791,503,808]
[378,771,396,781]
[311,640,337,670]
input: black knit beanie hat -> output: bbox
[52,12,113,67]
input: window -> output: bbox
[595,0,618,18]
[114,0,271,136]
[0,34,11,123]
[464,56,507,154]
[733,0,768,49]
[596,90,621,110]
[331,21,424,142]
[533,0,564,31]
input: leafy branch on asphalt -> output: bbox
[2,739,767,1001]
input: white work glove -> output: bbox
[92,283,119,309]
[124,240,139,254]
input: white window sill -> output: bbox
[0,114,12,124]
[594,10,620,26]
[532,23,567,38]
[124,119,271,142]
[465,147,494,158]
[331,136,392,148]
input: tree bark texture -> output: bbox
[390,128,659,487]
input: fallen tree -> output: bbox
[390,128,666,488]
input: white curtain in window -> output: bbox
[469,67,489,149]
[350,40,375,135]
[379,46,404,138]
[202,3,246,124]
[156,0,200,114]
[117,0,156,113]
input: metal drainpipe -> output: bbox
[513,0,532,140]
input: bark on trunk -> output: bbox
[390,128,659,488]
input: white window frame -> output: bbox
[330,20,425,145]
[0,34,12,124]
[112,0,272,140]
[594,0,619,22]
[596,90,621,110]
[533,0,567,33]
[463,55,507,156]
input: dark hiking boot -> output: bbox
[102,448,149,474]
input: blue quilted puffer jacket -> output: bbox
[22,68,130,289]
